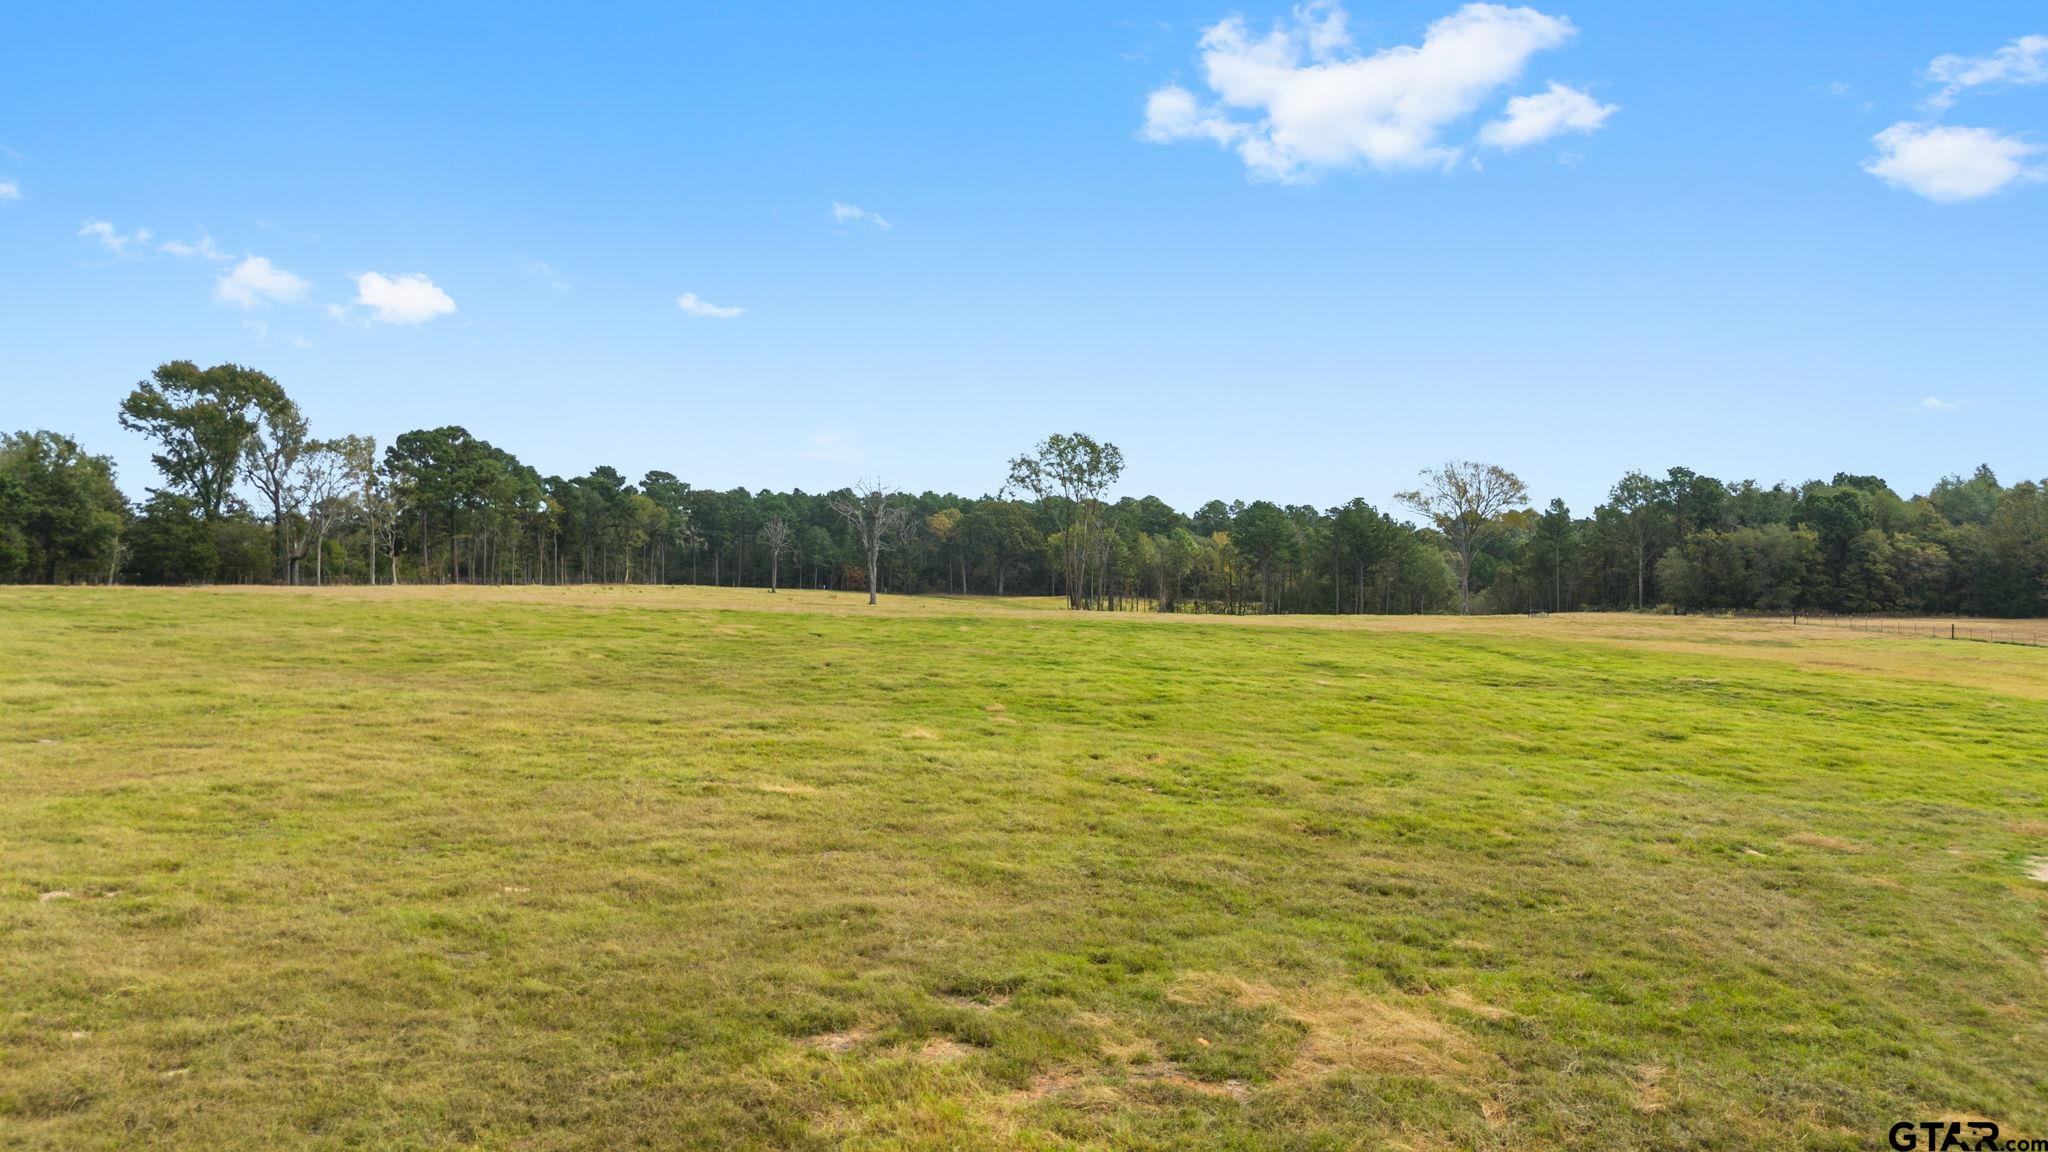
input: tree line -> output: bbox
[3,360,2045,618]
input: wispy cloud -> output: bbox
[676,292,744,319]
[1926,34,2048,111]
[1897,396,1968,413]
[160,232,232,262]
[830,202,891,230]
[216,256,311,308]
[514,256,569,291]
[0,180,19,202]
[78,218,151,255]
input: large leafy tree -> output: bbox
[118,361,286,522]
[1606,470,1665,610]
[1004,432,1124,610]
[240,388,312,581]
[1397,461,1528,615]
[962,500,1041,596]
[0,431,128,583]
[1230,500,1295,613]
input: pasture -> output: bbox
[2,586,2044,1149]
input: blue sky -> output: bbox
[2,2,2044,514]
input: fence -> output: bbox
[1754,612,2048,648]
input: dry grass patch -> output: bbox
[1786,832,1864,853]
[1169,972,1483,1084]
[803,1025,876,1053]
[1632,1064,1672,1113]
[1127,1063,1251,1100]
[1078,1011,1159,1064]
[1441,988,1513,1021]
[916,1037,979,1064]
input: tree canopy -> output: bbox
[3,365,2046,619]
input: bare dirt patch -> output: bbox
[2026,857,2048,883]
[1015,1068,1084,1102]
[903,727,939,741]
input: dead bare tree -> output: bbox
[830,480,910,605]
[758,516,795,592]
[1396,460,1528,615]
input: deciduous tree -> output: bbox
[1397,461,1528,615]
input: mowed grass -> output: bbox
[2,586,2045,1151]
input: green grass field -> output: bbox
[3,587,2045,1150]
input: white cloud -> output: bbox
[515,257,568,291]
[0,180,19,201]
[830,202,892,230]
[1141,1,1601,179]
[215,256,310,308]
[1865,121,2044,202]
[1919,397,1959,412]
[676,292,744,319]
[1926,34,2048,110]
[160,232,231,262]
[352,272,457,324]
[1479,81,1616,149]
[78,218,151,255]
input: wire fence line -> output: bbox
[1743,612,2048,648]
